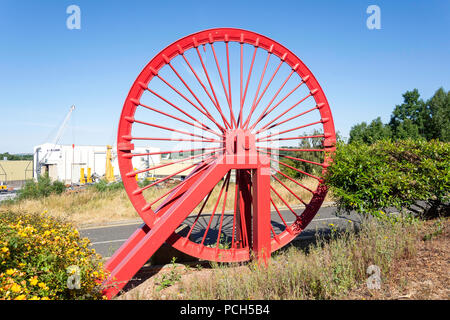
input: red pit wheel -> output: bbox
[103,28,336,298]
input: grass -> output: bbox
[154,215,423,300]
[0,177,332,226]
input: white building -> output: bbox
[33,143,160,184]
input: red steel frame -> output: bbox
[102,28,336,298]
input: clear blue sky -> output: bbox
[0,0,448,153]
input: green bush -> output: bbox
[325,139,449,218]
[0,210,106,300]
[91,180,124,193]
[16,174,66,201]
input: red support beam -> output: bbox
[252,165,271,264]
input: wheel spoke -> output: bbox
[191,47,232,129]
[210,43,236,128]
[239,46,258,128]
[254,78,308,131]
[216,172,231,249]
[200,172,230,246]
[127,148,223,178]
[231,171,239,249]
[123,146,221,159]
[226,41,235,128]
[256,147,325,153]
[258,149,325,168]
[270,185,299,219]
[259,91,314,132]
[242,51,271,129]
[270,198,289,228]
[135,101,221,138]
[273,168,315,193]
[257,120,324,141]
[256,133,325,143]
[185,187,216,242]
[126,136,222,143]
[249,69,295,131]
[272,174,308,206]
[268,158,322,181]
[256,105,320,134]
[243,57,284,130]
[145,86,215,132]
[237,170,251,248]
[164,60,227,132]
[148,161,213,208]
[238,43,244,127]
[133,118,222,142]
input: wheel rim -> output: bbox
[117,28,336,262]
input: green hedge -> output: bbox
[325,139,449,218]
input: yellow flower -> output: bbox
[11,283,21,293]
[29,278,38,286]
[6,269,16,275]
[30,296,40,300]
[43,231,51,237]
[14,294,26,300]
[1,247,8,253]
[41,297,50,300]
[38,282,49,290]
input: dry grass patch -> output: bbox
[118,215,440,300]
[0,188,138,226]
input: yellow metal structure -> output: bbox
[80,168,86,184]
[87,167,92,183]
[105,145,115,182]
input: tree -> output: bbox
[349,88,449,144]
[425,87,450,142]
[389,89,427,140]
[0,152,33,161]
[349,117,391,144]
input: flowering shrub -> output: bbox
[0,210,107,300]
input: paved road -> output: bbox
[0,191,17,202]
[80,205,362,259]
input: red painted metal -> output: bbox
[103,28,336,298]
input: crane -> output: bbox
[36,105,75,176]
